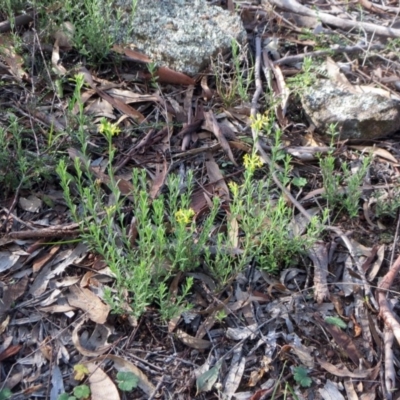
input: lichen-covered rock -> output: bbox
[301,79,400,139]
[106,0,246,76]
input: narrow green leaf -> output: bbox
[325,316,347,329]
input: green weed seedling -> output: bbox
[116,371,139,391]
[213,39,254,107]
[61,0,115,62]
[319,151,341,207]
[325,316,347,329]
[23,0,135,63]
[58,75,221,319]
[287,57,320,93]
[341,154,372,218]
[215,309,228,323]
[374,187,400,219]
[319,123,372,218]
[231,38,254,103]
[293,366,312,388]
[320,152,372,219]
[0,389,12,400]
[57,384,90,400]
[205,112,324,279]
[58,154,219,319]
[0,113,56,199]
[385,37,400,53]
[147,62,159,88]
[5,0,128,63]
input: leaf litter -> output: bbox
[1,1,400,399]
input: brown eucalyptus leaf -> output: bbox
[68,286,110,324]
[86,363,120,400]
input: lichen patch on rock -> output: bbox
[106,0,246,75]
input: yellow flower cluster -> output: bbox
[250,113,270,133]
[228,181,239,197]
[175,208,195,224]
[99,118,121,137]
[243,153,263,172]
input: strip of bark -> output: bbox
[0,12,33,33]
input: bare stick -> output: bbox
[251,35,273,165]
[263,0,400,37]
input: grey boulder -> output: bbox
[107,0,246,76]
[301,79,400,139]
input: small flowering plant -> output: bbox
[98,118,121,159]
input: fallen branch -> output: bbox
[358,0,400,14]
[384,328,395,400]
[378,253,400,346]
[274,44,384,66]
[263,0,400,37]
[6,223,82,239]
[4,206,134,240]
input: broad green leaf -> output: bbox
[293,366,312,388]
[73,364,89,381]
[325,316,347,329]
[57,394,75,400]
[73,384,90,399]
[292,177,307,188]
[196,362,222,395]
[116,371,139,391]
[0,389,12,400]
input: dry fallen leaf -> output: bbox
[349,145,398,164]
[86,362,120,400]
[204,111,237,166]
[19,195,42,213]
[0,34,28,81]
[32,246,60,273]
[54,21,75,48]
[226,323,258,341]
[205,154,230,202]
[72,320,113,357]
[68,286,110,324]
[319,379,346,400]
[95,354,156,396]
[176,329,211,349]
[318,359,373,378]
[112,44,195,85]
[307,241,329,304]
[223,345,245,400]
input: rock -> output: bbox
[301,79,400,139]
[106,0,246,76]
